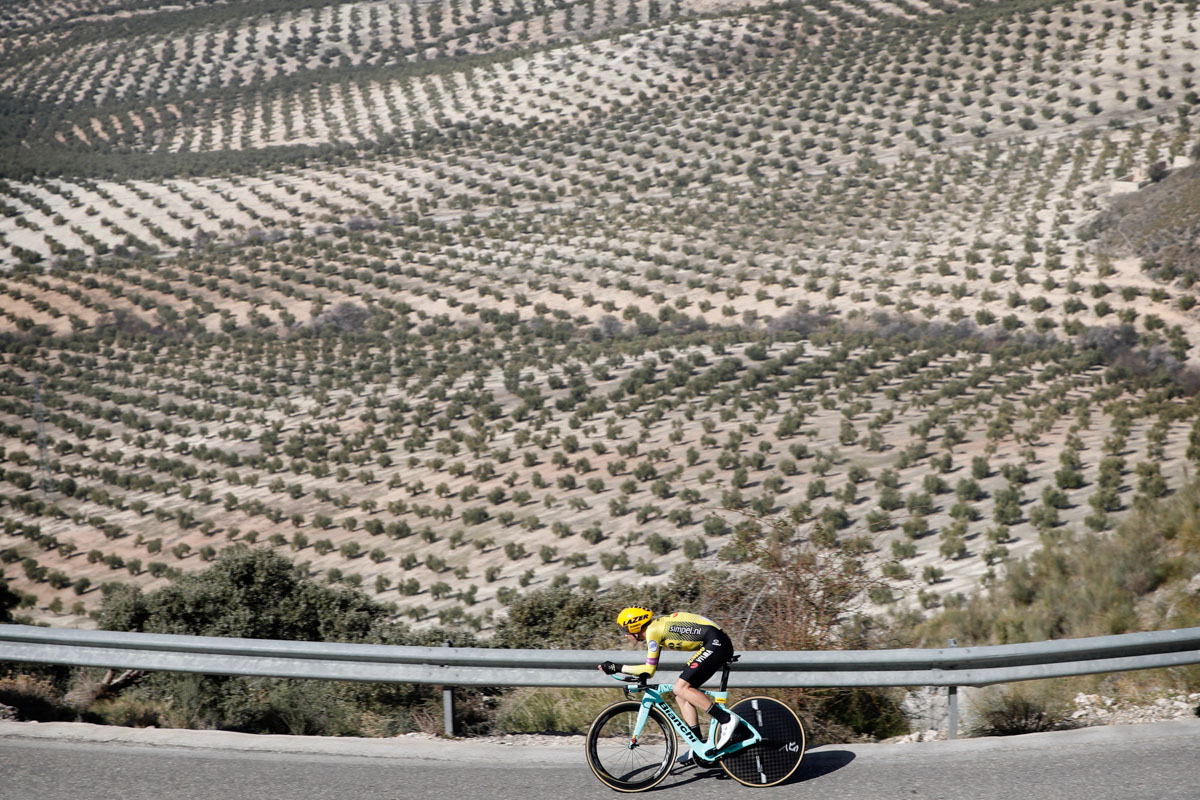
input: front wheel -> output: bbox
[719,696,806,787]
[586,701,676,792]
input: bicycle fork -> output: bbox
[628,701,653,748]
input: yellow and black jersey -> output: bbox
[620,612,724,678]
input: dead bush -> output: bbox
[0,674,76,722]
[966,683,1074,737]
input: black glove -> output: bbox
[599,661,619,675]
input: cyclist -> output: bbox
[597,607,742,762]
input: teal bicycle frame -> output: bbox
[619,658,761,761]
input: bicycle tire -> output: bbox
[586,701,677,792]
[719,696,806,788]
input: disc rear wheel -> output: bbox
[719,696,806,787]
[585,701,676,792]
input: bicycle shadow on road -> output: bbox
[789,748,856,784]
[663,748,855,791]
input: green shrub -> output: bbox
[90,694,162,728]
[646,532,675,555]
[86,548,484,735]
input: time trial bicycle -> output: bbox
[585,655,805,792]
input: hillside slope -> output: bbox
[1,0,1199,631]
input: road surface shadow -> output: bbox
[661,748,855,791]
[790,748,856,784]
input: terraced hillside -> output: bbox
[2,0,1200,631]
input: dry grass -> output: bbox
[1090,164,1200,274]
[0,673,76,721]
[492,687,615,734]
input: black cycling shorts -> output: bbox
[677,631,734,688]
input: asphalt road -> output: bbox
[3,719,1199,800]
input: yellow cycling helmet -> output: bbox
[617,607,654,634]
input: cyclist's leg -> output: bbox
[675,690,700,727]
[672,677,709,724]
[674,691,704,766]
[673,634,734,725]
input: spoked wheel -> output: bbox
[586,701,676,792]
[719,696,806,788]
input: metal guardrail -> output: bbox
[3,623,1199,688]
[4,623,1199,739]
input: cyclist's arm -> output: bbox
[620,635,661,677]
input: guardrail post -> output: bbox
[947,685,958,740]
[443,641,454,737]
[947,639,958,740]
